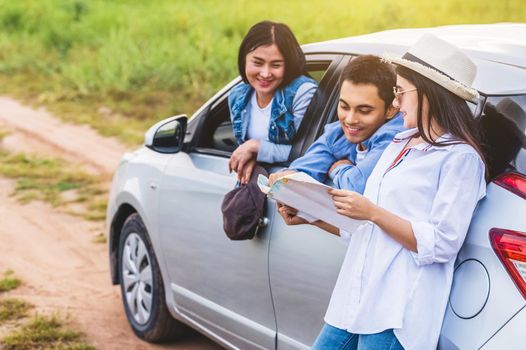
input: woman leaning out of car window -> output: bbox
[228,20,318,184]
[278,34,488,350]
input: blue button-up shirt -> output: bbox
[289,114,404,193]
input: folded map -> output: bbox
[257,172,365,233]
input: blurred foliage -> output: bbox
[0,299,31,324]
[0,0,523,144]
[0,270,21,293]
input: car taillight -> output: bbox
[490,229,526,299]
[493,172,526,200]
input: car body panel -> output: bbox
[156,152,276,349]
[170,283,274,350]
[479,306,526,350]
[268,212,347,349]
[439,184,526,349]
[107,147,172,283]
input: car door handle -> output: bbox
[258,217,269,227]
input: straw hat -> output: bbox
[383,33,479,101]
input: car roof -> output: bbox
[303,23,526,96]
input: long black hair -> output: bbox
[396,65,487,176]
[237,21,307,88]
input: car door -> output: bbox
[268,56,353,350]
[157,55,341,349]
[157,93,275,349]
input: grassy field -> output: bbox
[2,314,94,350]
[0,149,107,220]
[0,271,21,293]
[0,270,93,350]
[0,0,524,144]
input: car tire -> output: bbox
[118,213,184,342]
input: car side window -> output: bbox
[481,95,526,177]
[198,97,234,153]
[195,59,335,159]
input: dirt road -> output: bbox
[0,97,222,350]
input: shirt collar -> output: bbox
[393,128,460,152]
[393,128,418,142]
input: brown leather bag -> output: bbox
[221,165,268,240]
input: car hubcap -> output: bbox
[122,233,153,325]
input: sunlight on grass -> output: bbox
[91,233,107,244]
[0,299,31,324]
[0,150,107,221]
[0,271,21,293]
[1,314,94,350]
[0,0,523,145]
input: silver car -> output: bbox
[107,23,526,349]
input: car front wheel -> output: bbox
[118,213,183,342]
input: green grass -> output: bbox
[91,233,107,244]
[0,299,31,324]
[0,150,107,221]
[1,314,94,350]
[0,270,21,293]
[0,0,524,144]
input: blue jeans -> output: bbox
[312,323,404,350]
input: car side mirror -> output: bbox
[144,115,188,154]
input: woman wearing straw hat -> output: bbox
[279,34,487,349]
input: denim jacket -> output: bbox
[289,114,405,193]
[228,75,317,163]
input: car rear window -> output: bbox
[481,95,526,176]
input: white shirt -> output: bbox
[355,145,367,164]
[247,91,272,141]
[327,128,486,350]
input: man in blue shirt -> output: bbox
[270,55,404,194]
